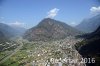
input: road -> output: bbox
[0,41,23,64]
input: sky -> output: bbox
[0,0,100,28]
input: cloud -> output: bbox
[90,6,100,15]
[9,21,25,27]
[69,21,77,26]
[46,8,60,18]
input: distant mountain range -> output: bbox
[23,18,82,41]
[10,25,26,36]
[0,23,26,42]
[0,23,16,38]
[75,26,100,66]
[0,31,7,43]
[76,14,100,33]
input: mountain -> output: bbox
[23,18,82,41]
[0,31,7,43]
[0,23,15,43]
[75,26,100,66]
[76,14,100,33]
[0,23,16,38]
[0,23,26,40]
[10,25,26,36]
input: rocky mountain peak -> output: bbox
[23,18,82,41]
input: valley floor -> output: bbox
[0,37,85,66]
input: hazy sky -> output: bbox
[0,0,100,28]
